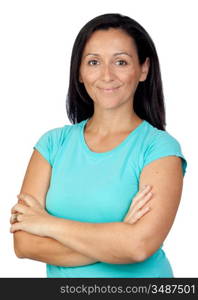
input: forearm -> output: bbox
[47,218,144,264]
[14,231,98,267]
[12,188,152,265]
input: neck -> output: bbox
[85,111,142,136]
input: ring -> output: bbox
[12,214,18,223]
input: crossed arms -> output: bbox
[11,149,183,266]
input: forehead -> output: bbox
[82,28,137,55]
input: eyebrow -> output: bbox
[84,52,133,58]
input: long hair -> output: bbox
[66,13,166,130]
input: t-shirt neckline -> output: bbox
[80,118,146,157]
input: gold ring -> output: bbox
[13,214,18,223]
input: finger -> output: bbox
[10,213,23,223]
[11,203,30,214]
[129,186,152,211]
[17,193,41,208]
[139,184,150,191]
[125,206,151,224]
[18,198,27,205]
[11,204,18,214]
[134,192,153,211]
[126,194,152,222]
[136,185,152,200]
[132,185,151,204]
[135,206,151,221]
[10,222,23,233]
[124,193,152,222]
[11,201,20,213]
[10,214,17,224]
[16,214,24,221]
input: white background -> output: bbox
[0,0,197,277]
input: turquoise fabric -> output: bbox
[33,118,187,278]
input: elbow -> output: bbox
[14,246,25,259]
[107,248,147,264]
[132,249,148,263]
[104,241,148,264]
[131,239,159,263]
[128,240,150,263]
[13,232,29,259]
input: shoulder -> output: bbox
[142,120,183,151]
[142,121,179,144]
[140,121,187,175]
[41,124,71,146]
[33,121,83,167]
[37,121,83,146]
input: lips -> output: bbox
[98,86,120,92]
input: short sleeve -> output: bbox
[143,132,187,176]
[33,126,67,167]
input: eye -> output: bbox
[115,60,127,66]
[88,60,99,66]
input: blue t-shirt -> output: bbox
[33,118,187,278]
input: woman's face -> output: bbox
[79,28,149,111]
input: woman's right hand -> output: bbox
[123,185,152,224]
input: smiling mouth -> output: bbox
[99,86,121,92]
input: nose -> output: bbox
[101,64,115,82]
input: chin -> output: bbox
[96,100,126,110]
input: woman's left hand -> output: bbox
[10,194,54,236]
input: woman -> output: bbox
[10,13,187,278]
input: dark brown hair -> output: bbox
[66,13,166,130]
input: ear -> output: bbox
[139,57,150,82]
